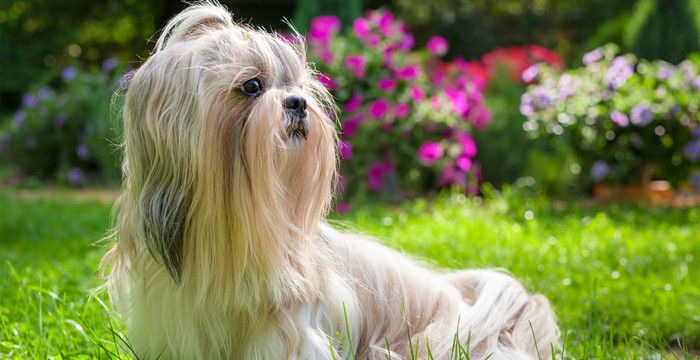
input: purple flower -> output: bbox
[690,171,700,189]
[344,55,366,79]
[418,141,443,165]
[55,113,67,127]
[67,168,86,186]
[22,93,38,108]
[692,127,700,138]
[605,57,633,89]
[684,141,700,162]
[583,48,604,65]
[367,161,393,190]
[427,36,448,56]
[39,87,54,99]
[534,88,551,108]
[76,144,90,160]
[399,33,414,51]
[336,202,351,215]
[309,16,341,44]
[395,65,419,80]
[410,86,425,101]
[344,92,362,113]
[657,67,674,80]
[342,117,359,137]
[558,74,579,100]
[693,76,700,90]
[582,48,604,65]
[393,103,410,118]
[62,66,77,82]
[339,140,353,160]
[610,111,629,127]
[522,65,538,83]
[102,57,118,72]
[369,99,390,118]
[317,73,338,90]
[630,104,654,126]
[591,161,609,182]
[13,110,26,128]
[520,93,535,116]
[377,78,396,92]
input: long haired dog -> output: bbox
[102,3,560,359]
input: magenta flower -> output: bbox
[376,11,394,37]
[394,103,410,118]
[456,155,472,171]
[339,140,353,160]
[345,55,366,79]
[377,77,397,92]
[309,16,341,44]
[456,131,477,157]
[344,92,363,113]
[399,33,415,51]
[369,99,390,118]
[368,161,393,190]
[353,18,372,40]
[472,106,492,128]
[439,166,455,185]
[411,86,425,101]
[445,87,469,115]
[342,116,359,137]
[395,65,419,80]
[418,141,443,164]
[318,73,338,90]
[427,36,449,56]
[336,202,351,215]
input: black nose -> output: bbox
[284,95,307,116]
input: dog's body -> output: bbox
[102,3,559,359]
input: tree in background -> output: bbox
[625,0,700,63]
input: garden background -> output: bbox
[1,0,700,358]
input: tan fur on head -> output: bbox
[102,2,560,359]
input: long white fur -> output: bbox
[102,2,560,359]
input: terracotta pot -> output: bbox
[593,181,675,205]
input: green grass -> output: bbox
[1,188,698,358]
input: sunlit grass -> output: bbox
[1,188,698,358]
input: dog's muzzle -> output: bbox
[284,95,308,139]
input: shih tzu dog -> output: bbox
[102,2,559,359]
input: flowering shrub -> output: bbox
[465,46,565,88]
[0,59,126,186]
[307,10,489,209]
[521,44,700,187]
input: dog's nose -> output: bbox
[284,95,307,116]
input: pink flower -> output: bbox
[377,11,394,37]
[394,103,410,118]
[353,18,372,41]
[456,155,472,171]
[377,78,397,92]
[336,202,351,215]
[344,92,363,113]
[445,87,469,115]
[369,99,390,118]
[440,166,455,185]
[430,95,441,110]
[368,161,393,190]
[309,16,341,44]
[339,140,353,160]
[456,132,477,157]
[418,141,443,164]
[411,86,425,101]
[472,106,491,128]
[427,36,449,56]
[395,65,419,80]
[383,122,393,133]
[399,34,415,51]
[342,116,359,137]
[345,55,366,79]
[318,73,338,89]
[432,69,445,87]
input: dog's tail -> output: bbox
[443,269,560,359]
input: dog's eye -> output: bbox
[241,78,263,96]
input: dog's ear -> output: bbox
[140,184,191,281]
[156,1,232,52]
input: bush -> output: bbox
[521,44,700,188]
[0,60,125,186]
[306,10,489,209]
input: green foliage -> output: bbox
[2,189,698,357]
[625,0,700,63]
[293,0,361,32]
[1,63,125,185]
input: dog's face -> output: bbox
[120,6,338,281]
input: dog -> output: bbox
[101,2,560,359]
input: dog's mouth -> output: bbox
[287,118,308,140]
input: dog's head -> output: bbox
[119,3,337,283]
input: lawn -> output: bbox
[0,188,698,359]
